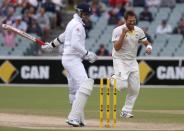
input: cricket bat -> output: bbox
[1,24,45,46]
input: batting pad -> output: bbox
[78,78,94,96]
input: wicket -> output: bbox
[100,77,117,128]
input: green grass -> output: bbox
[0,86,184,130]
[0,87,70,116]
[136,88,184,110]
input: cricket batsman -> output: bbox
[111,10,152,118]
[42,3,97,127]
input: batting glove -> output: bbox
[85,51,98,63]
[41,42,53,49]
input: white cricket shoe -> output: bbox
[120,111,134,118]
[66,119,80,127]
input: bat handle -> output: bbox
[36,39,45,46]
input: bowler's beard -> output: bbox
[126,24,134,31]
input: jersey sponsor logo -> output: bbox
[0,61,18,83]
[157,66,184,80]
[139,61,154,84]
[76,28,80,32]
[135,34,139,38]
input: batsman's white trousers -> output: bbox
[113,58,140,113]
[62,56,88,104]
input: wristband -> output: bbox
[57,37,62,44]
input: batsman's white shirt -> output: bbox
[61,14,93,123]
[62,14,87,59]
[111,24,147,113]
[61,14,88,104]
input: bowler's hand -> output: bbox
[146,45,152,55]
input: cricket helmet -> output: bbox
[76,3,92,15]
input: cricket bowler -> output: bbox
[111,10,152,118]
